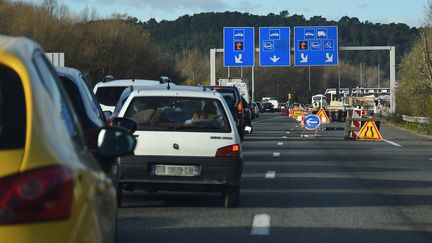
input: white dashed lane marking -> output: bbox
[265,171,276,179]
[277,142,283,146]
[251,214,271,235]
[273,152,280,157]
[382,139,402,147]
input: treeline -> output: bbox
[0,0,176,86]
[0,0,422,103]
[397,4,432,126]
[143,11,419,72]
[139,11,419,102]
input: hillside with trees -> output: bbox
[396,1,432,132]
[0,0,421,103]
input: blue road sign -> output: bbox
[304,114,321,130]
[294,26,338,66]
[224,27,255,67]
[259,27,290,66]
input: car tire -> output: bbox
[223,186,240,208]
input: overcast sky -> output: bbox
[53,0,428,27]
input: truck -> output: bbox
[217,78,250,103]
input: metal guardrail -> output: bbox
[402,115,429,124]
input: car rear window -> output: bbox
[124,97,231,133]
[0,64,26,149]
[95,86,126,106]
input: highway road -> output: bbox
[118,112,432,243]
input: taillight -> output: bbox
[0,166,73,225]
[216,144,241,157]
[237,102,243,111]
[108,115,117,126]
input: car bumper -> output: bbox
[118,155,243,192]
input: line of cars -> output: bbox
[94,80,246,208]
[0,35,250,242]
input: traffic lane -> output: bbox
[244,114,432,240]
[117,113,432,242]
[117,114,287,242]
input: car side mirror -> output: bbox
[97,127,136,157]
[103,111,112,121]
[111,117,137,134]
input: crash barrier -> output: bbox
[402,115,430,124]
[344,115,381,140]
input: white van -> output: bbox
[226,82,249,103]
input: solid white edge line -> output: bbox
[265,171,276,179]
[273,152,280,157]
[382,139,402,147]
[251,214,271,235]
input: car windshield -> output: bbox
[0,64,26,149]
[124,96,231,133]
[95,86,126,106]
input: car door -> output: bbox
[32,52,116,243]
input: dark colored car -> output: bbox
[262,102,275,112]
[205,85,246,140]
[56,66,137,204]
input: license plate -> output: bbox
[151,164,200,177]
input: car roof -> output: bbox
[95,79,160,88]
[129,84,221,99]
[0,35,40,66]
[55,66,81,82]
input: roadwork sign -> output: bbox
[316,108,330,125]
[356,121,382,141]
[304,114,321,130]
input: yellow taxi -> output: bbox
[0,35,136,242]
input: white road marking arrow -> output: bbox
[235,54,243,64]
[269,55,280,63]
[300,53,308,63]
[325,53,333,62]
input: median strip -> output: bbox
[251,214,271,235]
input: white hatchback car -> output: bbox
[93,77,160,112]
[115,84,244,207]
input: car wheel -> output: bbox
[223,186,240,208]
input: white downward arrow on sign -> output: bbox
[269,55,280,63]
[325,53,333,62]
[235,54,243,64]
[300,53,308,63]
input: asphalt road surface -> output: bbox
[118,112,432,243]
